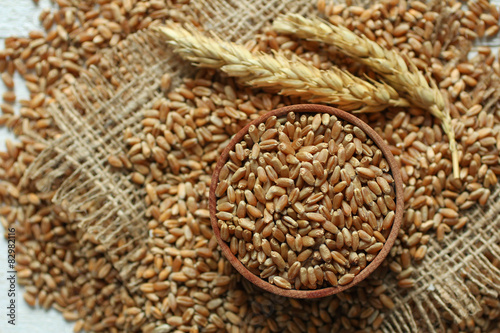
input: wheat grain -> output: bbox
[155,24,410,113]
[214,111,397,290]
[273,14,460,178]
[1,0,500,331]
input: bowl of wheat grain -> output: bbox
[208,104,404,298]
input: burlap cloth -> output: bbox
[22,0,500,332]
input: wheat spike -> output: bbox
[273,14,459,178]
[154,24,409,113]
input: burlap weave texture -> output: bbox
[22,0,500,332]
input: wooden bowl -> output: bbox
[208,104,404,299]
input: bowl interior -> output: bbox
[208,104,404,299]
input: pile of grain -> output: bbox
[215,112,396,290]
[0,0,499,332]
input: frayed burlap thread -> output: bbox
[22,0,500,331]
[21,0,318,294]
[383,188,500,332]
[22,30,194,289]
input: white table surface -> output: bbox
[0,1,500,333]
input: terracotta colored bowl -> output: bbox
[208,104,404,299]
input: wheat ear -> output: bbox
[154,24,409,113]
[273,14,459,178]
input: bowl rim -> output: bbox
[208,104,404,299]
